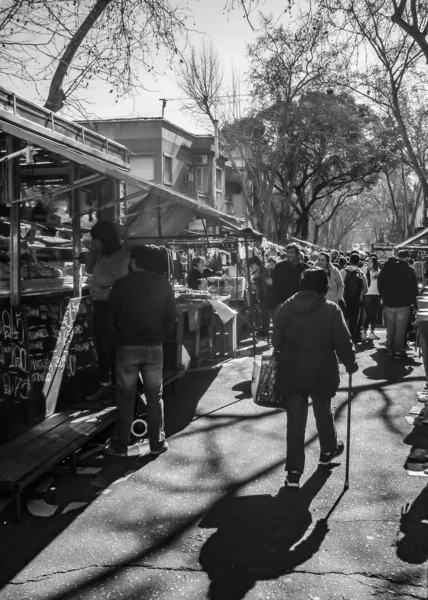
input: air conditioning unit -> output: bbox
[194,155,208,165]
[184,172,194,183]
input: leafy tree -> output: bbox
[317,0,428,227]
[274,91,397,240]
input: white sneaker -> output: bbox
[361,331,367,340]
[368,331,380,340]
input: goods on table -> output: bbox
[223,276,246,301]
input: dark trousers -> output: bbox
[363,295,381,331]
[345,298,361,343]
[113,344,165,453]
[92,301,115,385]
[284,393,337,474]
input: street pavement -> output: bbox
[1,330,428,599]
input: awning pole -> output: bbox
[70,163,81,298]
[244,237,257,357]
[6,135,21,307]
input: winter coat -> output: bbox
[377,257,418,307]
[272,291,356,397]
[272,260,309,305]
[325,264,344,305]
[108,270,177,346]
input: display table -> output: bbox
[174,297,237,367]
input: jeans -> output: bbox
[113,345,165,453]
[345,298,361,342]
[363,295,381,331]
[383,305,411,353]
[284,393,337,474]
[92,301,115,385]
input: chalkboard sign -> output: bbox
[0,295,98,442]
[0,307,32,440]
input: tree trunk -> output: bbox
[44,0,113,112]
[389,77,428,226]
[313,223,320,246]
[297,209,310,241]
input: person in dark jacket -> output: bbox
[272,243,309,306]
[105,245,177,457]
[272,269,358,489]
[187,256,207,290]
[378,249,418,359]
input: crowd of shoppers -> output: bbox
[84,220,421,490]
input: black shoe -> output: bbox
[285,470,301,488]
[150,441,169,456]
[319,441,345,466]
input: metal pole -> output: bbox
[344,372,352,490]
[244,237,257,356]
[6,135,21,307]
[70,163,81,298]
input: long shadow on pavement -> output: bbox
[199,467,333,600]
[0,367,221,588]
[397,483,428,565]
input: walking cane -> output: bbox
[344,372,352,490]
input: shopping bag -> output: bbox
[253,353,286,409]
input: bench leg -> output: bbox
[13,488,21,522]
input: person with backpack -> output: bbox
[378,249,418,359]
[341,253,368,344]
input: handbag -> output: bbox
[253,352,286,409]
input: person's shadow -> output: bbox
[362,348,417,381]
[397,484,428,564]
[199,468,333,600]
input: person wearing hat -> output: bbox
[105,245,177,457]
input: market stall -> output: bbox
[0,85,244,441]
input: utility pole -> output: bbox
[212,119,219,209]
[160,99,167,118]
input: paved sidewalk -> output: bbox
[0,330,427,599]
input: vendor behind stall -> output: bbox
[187,256,208,291]
[84,220,129,402]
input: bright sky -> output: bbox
[5,0,289,135]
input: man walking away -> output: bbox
[341,253,368,344]
[378,249,418,359]
[272,243,309,306]
[105,246,177,457]
[272,269,358,489]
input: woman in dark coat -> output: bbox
[272,268,357,489]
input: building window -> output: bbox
[196,167,209,194]
[163,155,173,184]
[129,155,155,181]
[216,167,222,191]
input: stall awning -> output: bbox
[395,228,428,249]
[0,118,244,233]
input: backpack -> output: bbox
[344,270,363,300]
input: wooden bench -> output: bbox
[0,368,186,521]
[0,405,116,520]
